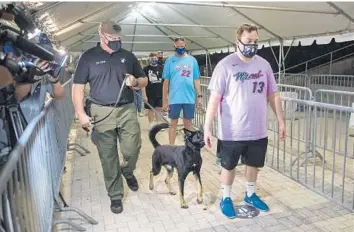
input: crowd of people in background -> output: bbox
[2,1,350,228]
[136,44,202,141]
[72,20,285,220]
[0,14,288,220]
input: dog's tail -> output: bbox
[148,123,170,149]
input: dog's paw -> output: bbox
[169,191,176,195]
[197,198,203,204]
[180,203,189,209]
[149,183,154,190]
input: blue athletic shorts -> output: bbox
[168,104,195,120]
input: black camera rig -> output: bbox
[0,5,64,165]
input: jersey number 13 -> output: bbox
[252,81,265,93]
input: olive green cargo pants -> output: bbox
[90,103,141,201]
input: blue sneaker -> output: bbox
[220,197,237,219]
[244,193,269,212]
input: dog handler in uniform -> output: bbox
[72,21,148,214]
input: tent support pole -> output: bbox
[268,41,281,83]
[205,50,209,77]
[207,52,212,77]
[278,40,284,84]
[130,17,138,52]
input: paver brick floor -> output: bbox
[57,116,354,232]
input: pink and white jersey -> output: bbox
[208,53,277,141]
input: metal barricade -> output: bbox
[308,74,354,90]
[275,85,314,159]
[0,78,97,232]
[275,73,310,87]
[278,84,313,101]
[314,89,354,107]
[193,83,218,137]
[267,97,354,211]
[200,76,211,86]
[313,89,354,161]
[58,70,73,84]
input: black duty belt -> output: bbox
[97,102,130,108]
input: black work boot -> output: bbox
[125,175,139,191]
[110,199,123,214]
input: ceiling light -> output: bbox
[130,8,139,18]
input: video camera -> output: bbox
[0,3,68,86]
[0,24,68,85]
[0,4,68,165]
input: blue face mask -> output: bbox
[151,58,158,66]
[176,47,186,55]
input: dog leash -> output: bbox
[132,89,206,135]
[94,76,128,125]
[82,75,128,132]
[82,76,205,131]
[130,87,171,126]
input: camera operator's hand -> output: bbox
[34,59,51,72]
[35,59,59,84]
[0,66,14,89]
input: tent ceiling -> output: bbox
[31,1,354,56]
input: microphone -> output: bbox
[1,29,55,61]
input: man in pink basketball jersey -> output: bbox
[203,23,286,219]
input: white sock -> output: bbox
[221,184,231,200]
[246,182,255,197]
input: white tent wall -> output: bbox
[27,1,354,58]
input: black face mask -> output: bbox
[107,40,122,52]
[103,34,122,52]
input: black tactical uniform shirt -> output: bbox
[73,44,146,105]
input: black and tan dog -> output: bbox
[148,123,205,208]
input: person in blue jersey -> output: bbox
[162,37,202,145]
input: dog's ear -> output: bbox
[183,128,193,137]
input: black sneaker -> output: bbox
[125,175,139,191]
[110,200,123,214]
